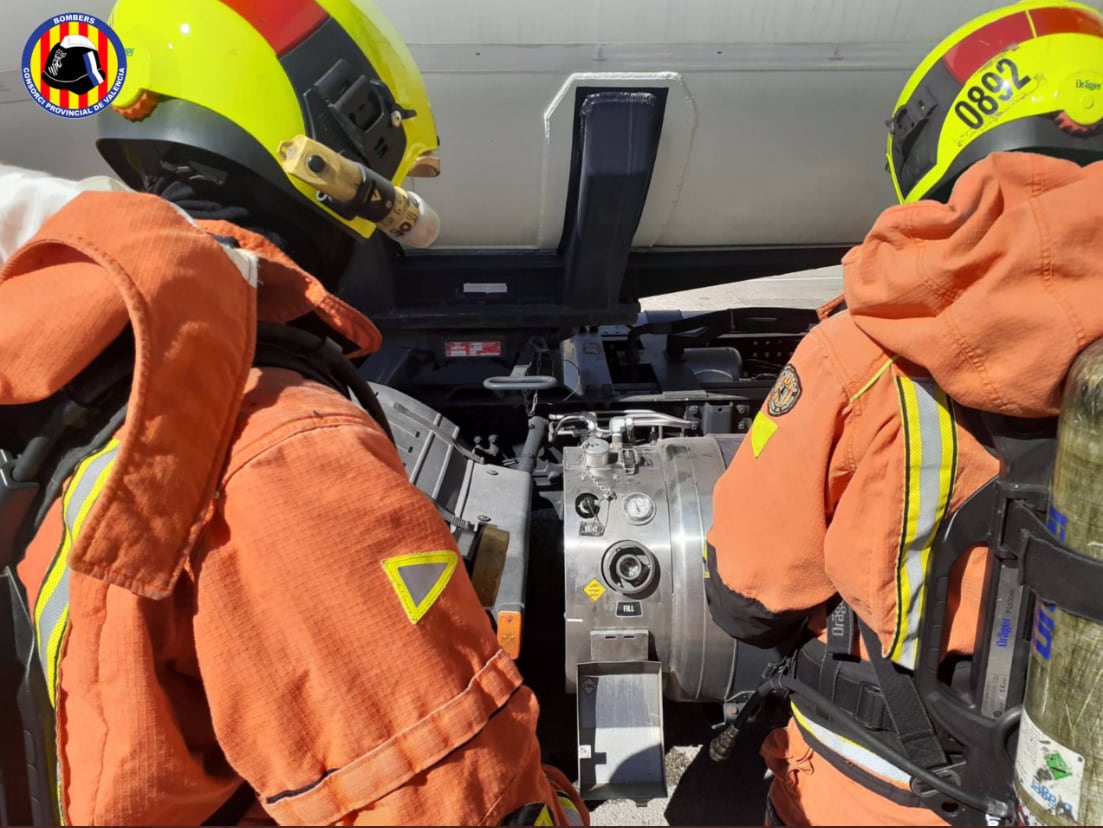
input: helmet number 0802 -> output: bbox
[954,58,1032,130]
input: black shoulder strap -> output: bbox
[855,614,947,769]
[0,566,58,827]
[253,322,395,445]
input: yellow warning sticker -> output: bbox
[583,578,606,601]
[381,550,458,624]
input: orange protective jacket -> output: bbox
[707,153,1103,826]
[4,189,586,826]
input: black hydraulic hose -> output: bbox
[516,417,548,475]
[709,683,772,761]
[327,356,397,447]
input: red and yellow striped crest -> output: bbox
[21,13,127,118]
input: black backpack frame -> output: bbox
[714,409,1103,825]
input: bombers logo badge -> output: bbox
[766,363,802,417]
[22,13,126,118]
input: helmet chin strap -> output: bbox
[143,161,289,252]
[140,157,353,285]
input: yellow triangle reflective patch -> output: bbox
[381,550,458,624]
[750,411,778,458]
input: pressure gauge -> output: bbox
[623,492,655,524]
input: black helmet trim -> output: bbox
[222,3,413,182]
[95,96,348,241]
[925,114,1103,202]
[280,18,410,184]
[888,61,960,201]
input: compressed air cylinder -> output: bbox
[1014,339,1103,826]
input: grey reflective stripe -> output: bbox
[63,443,117,529]
[35,567,69,670]
[792,702,912,787]
[35,443,117,665]
[555,792,584,826]
[34,438,120,705]
[889,376,957,670]
[28,435,120,826]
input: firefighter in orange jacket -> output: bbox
[706,2,1103,825]
[4,1,586,825]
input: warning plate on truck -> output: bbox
[445,340,502,358]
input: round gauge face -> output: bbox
[623,492,655,524]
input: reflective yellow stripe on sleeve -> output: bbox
[32,436,120,824]
[889,377,957,670]
[34,437,120,705]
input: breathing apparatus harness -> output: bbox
[710,407,1103,826]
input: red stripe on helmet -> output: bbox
[1028,5,1103,37]
[39,31,50,97]
[98,26,109,97]
[78,21,89,109]
[942,6,1103,84]
[59,22,71,110]
[942,12,1034,83]
[219,0,328,56]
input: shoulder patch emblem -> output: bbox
[381,550,458,624]
[766,364,802,417]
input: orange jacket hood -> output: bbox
[843,152,1103,418]
[0,190,380,599]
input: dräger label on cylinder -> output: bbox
[1014,709,1086,822]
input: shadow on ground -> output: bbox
[662,707,772,825]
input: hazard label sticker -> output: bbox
[382,550,458,624]
[583,578,606,602]
[445,340,502,358]
[1014,708,1086,822]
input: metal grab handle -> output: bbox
[612,411,697,430]
[482,376,559,391]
